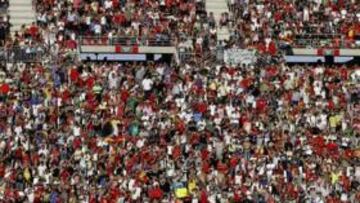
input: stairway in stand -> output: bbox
[9,0,35,33]
[206,0,230,42]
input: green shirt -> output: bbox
[93,85,102,94]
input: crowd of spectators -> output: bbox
[4,0,360,51]
[33,0,219,54]
[0,0,360,202]
[228,0,360,48]
[0,58,360,202]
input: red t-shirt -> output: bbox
[256,98,267,112]
[62,89,71,102]
[266,66,278,77]
[113,14,125,25]
[202,161,211,173]
[172,145,181,159]
[112,0,119,7]
[274,11,282,22]
[201,149,209,160]
[86,77,95,89]
[339,68,348,80]
[148,187,163,199]
[0,164,5,178]
[70,69,80,81]
[0,83,10,94]
[176,120,185,133]
[200,190,208,203]
[328,100,335,110]
[165,0,173,7]
[217,161,228,173]
[267,41,277,55]
[240,78,252,89]
[230,156,238,168]
[73,137,82,150]
[120,89,129,102]
[197,102,207,113]
[66,39,77,49]
[28,25,39,37]
[257,42,267,53]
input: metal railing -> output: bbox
[177,48,196,64]
[294,34,343,39]
[291,34,360,49]
[0,45,47,63]
[177,46,222,65]
[292,38,360,49]
[79,36,175,47]
[226,0,360,50]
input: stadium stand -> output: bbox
[8,0,35,32]
[0,0,359,202]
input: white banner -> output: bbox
[224,48,257,65]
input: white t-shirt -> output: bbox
[132,187,141,200]
[104,0,113,9]
[303,7,309,21]
[355,167,360,179]
[94,24,102,34]
[86,16,92,25]
[318,114,328,130]
[142,78,153,91]
[38,165,47,177]
[101,16,107,25]
[73,126,81,136]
